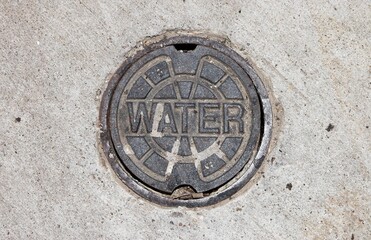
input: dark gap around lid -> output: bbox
[173,43,198,52]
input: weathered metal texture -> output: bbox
[100,35,273,207]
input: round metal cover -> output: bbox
[100,35,272,207]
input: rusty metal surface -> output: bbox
[100,35,273,207]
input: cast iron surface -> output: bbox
[100,35,272,207]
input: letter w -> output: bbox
[127,102,155,133]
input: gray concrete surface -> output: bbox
[0,0,370,239]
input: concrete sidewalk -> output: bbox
[0,0,370,239]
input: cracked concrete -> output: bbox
[0,0,370,239]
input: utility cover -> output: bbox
[100,35,272,207]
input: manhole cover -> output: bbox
[100,34,272,207]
